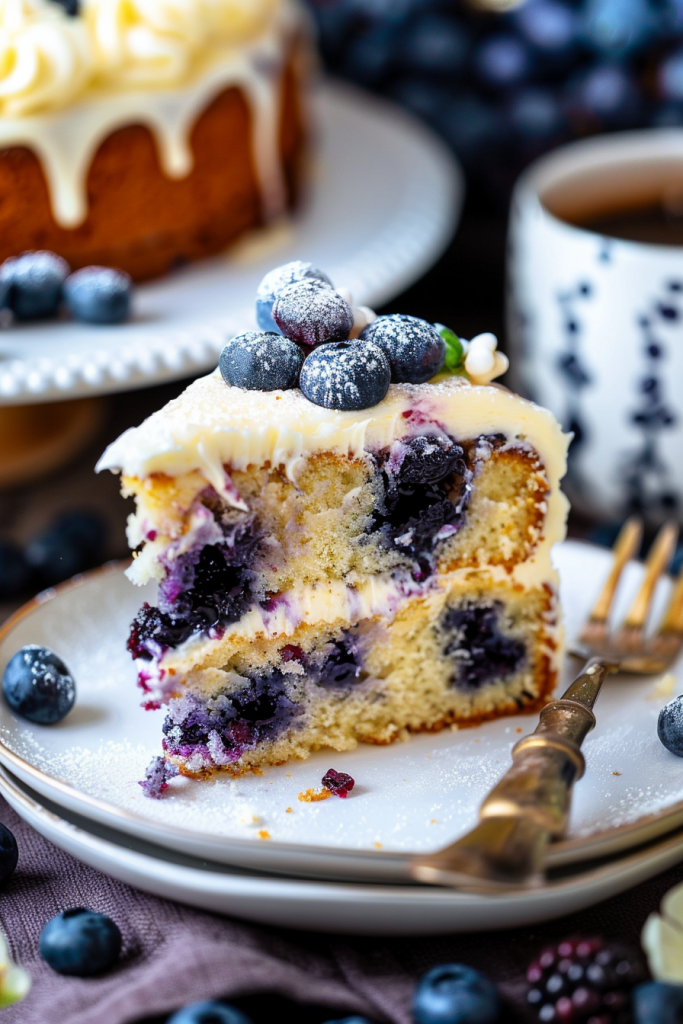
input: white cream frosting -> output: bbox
[83,0,278,88]
[0,0,91,116]
[0,0,299,226]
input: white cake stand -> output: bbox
[0,82,463,409]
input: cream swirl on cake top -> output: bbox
[0,0,91,115]
[0,0,282,112]
[83,0,279,87]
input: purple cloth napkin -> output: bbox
[1,790,681,1024]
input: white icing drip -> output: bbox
[0,0,297,227]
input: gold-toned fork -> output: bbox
[410,517,683,890]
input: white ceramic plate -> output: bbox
[0,83,462,406]
[1,540,683,882]
[3,762,683,935]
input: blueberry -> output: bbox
[166,1002,252,1024]
[40,908,121,977]
[435,95,504,167]
[25,509,106,586]
[513,0,579,57]
[473,34,533,90]
[508,88,566,146]
[359,315,445,384]
[256,261,332,333]
[299,341,390,411]
[399,15,470,77]
[273,279,354,347]
[633,981,683,1023]
[219,331,303,391]
[581,0,656,56]
[565,63,642,130]
[0,251,70,320]
[63,266,132,325]
[413,964,500,1024]
[658,695,683,756]
[659,48,683,103]
[0,822,18,884]
[0,541,30,599]
[321,1019,373,1024]
[3,645,76,725]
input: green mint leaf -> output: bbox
[436,324,464,372]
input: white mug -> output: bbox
[508,129,683,523]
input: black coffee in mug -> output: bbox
[541,154,683,246]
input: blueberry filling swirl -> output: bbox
[127,433,481,659]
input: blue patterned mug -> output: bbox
[508,130,683,523]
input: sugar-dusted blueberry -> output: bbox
[25,509,107,587]
[256,260,332,333]
[2,645,76,725]
[0,822,18,885]
[299,341,390,411]
[63,266,132,325]
[40,909,121,977]
[633,981,683,1024]
[658,695,683,756]
[167,1002,252,1024]
[1,251,70,320]
[322,768,355,798]
[413,964,500,1024]
[359,315,445,384]
[0,541,30,600]
[219,331,303,391]
[273,279,354,347]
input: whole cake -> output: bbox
[0,0,307,281]
[98,263,569,785]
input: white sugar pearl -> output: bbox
[493,351,509,377]
[350,305,377,339]
[469,332,498,351]
[336,287,353,305]
[465,346,495,377]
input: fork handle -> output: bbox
[479,658,614,836]
[410,658,616,887]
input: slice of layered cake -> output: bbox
[98,262,569,783]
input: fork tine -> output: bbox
[658,566,683,636]
[622,520,679,631]
[587,517,643,624]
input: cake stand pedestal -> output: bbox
[0,398,105,489]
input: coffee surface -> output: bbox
[578,204,683,246]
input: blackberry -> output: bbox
[526,937,645,1024]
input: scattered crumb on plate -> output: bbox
[298,788,331,803]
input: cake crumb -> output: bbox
[286,807,293,813]
[298,788,331,803]
[373,841,383,849]
[613,771,622,776]
[516,727,523,733]
[430,818,437,824]
[651,672,676,699]
[286,773,292,777]
[258,830,271,840]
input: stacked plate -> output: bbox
[1,542,683,935]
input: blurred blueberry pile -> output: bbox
[306,0,683,202]
[0,510,107,601]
